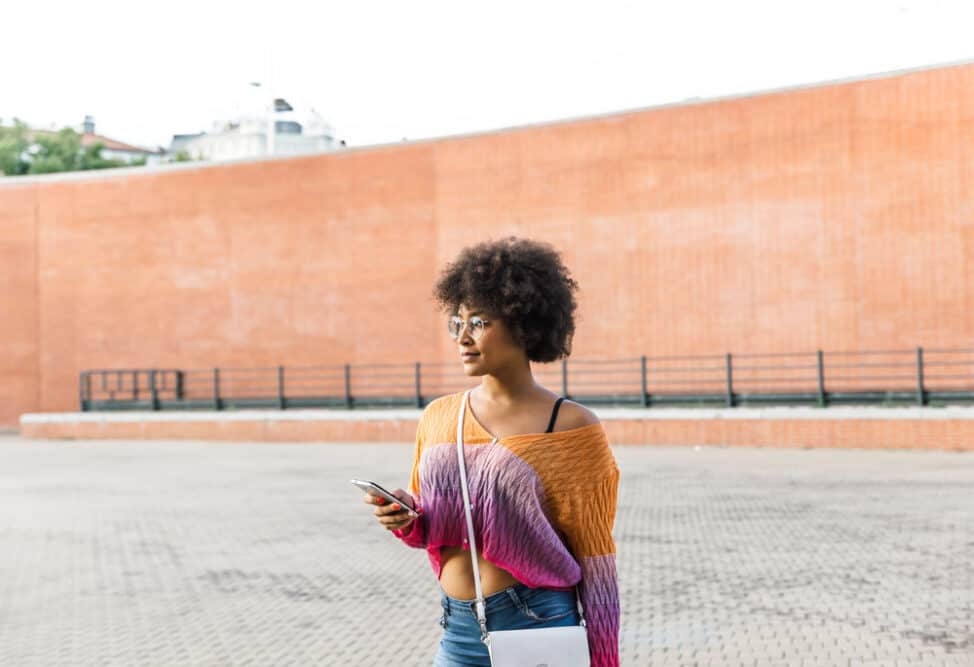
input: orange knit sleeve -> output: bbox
[392,401,434,548]
[543,424,621,667]
[407,410,425,500]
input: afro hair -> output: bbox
[433,236,579,363]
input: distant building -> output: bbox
[78,116,166,165]
[17,116,166,167]
[168,98,343,162]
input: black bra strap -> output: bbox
[545,397,566,433]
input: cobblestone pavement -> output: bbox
[1,434,971,667]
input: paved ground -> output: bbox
[0,434,971,667]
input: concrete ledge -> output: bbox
[18,405,974,423]
[17,406,974,450]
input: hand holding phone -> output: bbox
[351,479,421,531]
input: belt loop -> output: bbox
[505,586,521,608]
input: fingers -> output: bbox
[363,493,401,513]
[380,513,415,531]
[364,491,418,514]
[391,489,421,517]
[364,493,415,523]
[372,500,414,531]
[373,501,416,520]
[362,490,421,531]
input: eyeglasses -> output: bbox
[448,315,491,340]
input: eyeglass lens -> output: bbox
[449,317,484,339]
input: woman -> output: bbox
[364,236,620,666]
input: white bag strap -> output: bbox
[455,389,490,641]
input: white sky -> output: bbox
[3,0,973,151]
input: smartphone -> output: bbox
[350,479,418,515]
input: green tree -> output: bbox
[0,119,30,175]
[29,127,82,173]
[0,120,136,176]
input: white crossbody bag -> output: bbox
[455,389,591,666]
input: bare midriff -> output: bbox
[439,545,520,599]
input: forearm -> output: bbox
[578,554,620,667]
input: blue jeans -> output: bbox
[433,583,582,667]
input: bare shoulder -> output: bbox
[557,399,601,430]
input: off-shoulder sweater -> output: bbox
[392,390,620,667]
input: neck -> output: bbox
[478,358,539,405]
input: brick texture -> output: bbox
[3,62,974,430]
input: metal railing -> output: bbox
[78,347,974,412]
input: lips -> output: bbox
[461,352,480,360]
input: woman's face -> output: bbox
[453,303,524,376]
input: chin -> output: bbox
[462,363,486,376]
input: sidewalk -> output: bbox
[0,438,971,666]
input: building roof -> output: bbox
[23,128,163,155]
[80,133,163,155]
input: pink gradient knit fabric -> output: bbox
[393,391,620,666]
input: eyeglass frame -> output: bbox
[447,315,492,340]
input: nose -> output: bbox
[456,320,477,347]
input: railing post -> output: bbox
[415,362,423,408]
[132,370,139,401]
[213,368,222,410]
[640,355,648,407]
[344,363,352,409]
[725,353,735,407]
[916,347,926,406]
[561,359,568,398]
[150,369,160,411]
[278,365,286,410]
[175,371,184,401]
[79,372,87,411]
[816,350,826,407]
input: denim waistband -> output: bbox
[440,582,527,614]
[439,582,575,617]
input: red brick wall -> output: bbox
[3,62,974,428]
[0,184,40,427]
